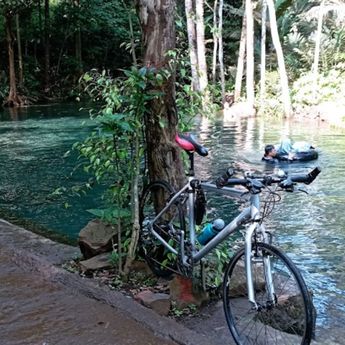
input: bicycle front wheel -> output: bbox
[223,242,313,345]
[139,180,185,277]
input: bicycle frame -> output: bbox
[147,174,276,307]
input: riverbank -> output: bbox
[0,218,225,345]
[1,218,343,345]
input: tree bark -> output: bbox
[312,0,324,94]
[75,0,83,77]
[245,0,255,108]
[123,133,140,274]
[212,0,218,84]
[185,0,200,91]
[44,0,50,93]
[218,0,225,100]
[38,0,42,38]
[128,7,137,66]
[195,0,208,92]
[260,0,267,105]
[75,28,82,74]
[5,14,22,107]
[15,14,24,89]
[267,0,291,117]
[234,13,246,102]
[137,0,185,189]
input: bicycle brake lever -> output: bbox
[279,178,294,192]
[297,187,309,195]
[240,191,250,200]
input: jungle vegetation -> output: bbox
[1,0,344,277]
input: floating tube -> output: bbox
[262,149,319,163]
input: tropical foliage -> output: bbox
[1,0,345,279]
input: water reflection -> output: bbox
[194,115,345,331]
[1,104,345,332]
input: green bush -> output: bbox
[292,69,345,107]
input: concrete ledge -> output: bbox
[1,219,330,345]
[0,219,225,345]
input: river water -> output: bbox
[1,104,345,333]
[193,115,345,334]
[0,104,100,242]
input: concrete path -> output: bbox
[0,219,222,345]
[0,219,341,345]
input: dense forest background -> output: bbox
[1,0,344,122]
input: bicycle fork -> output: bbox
[245,222,276,310]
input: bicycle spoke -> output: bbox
[223,243,313,345]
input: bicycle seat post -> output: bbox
[187,151,195,177]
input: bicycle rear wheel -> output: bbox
[139,180,185,277]
[223,242,313,345]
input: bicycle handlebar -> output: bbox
[289,167,321,184]
[216,167,321,190]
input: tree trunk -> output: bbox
[75,27,82,76]
[74,0,83,78]
[212,0,218,84]
[185,0,200,91]
[195,0,208,92]
[123,133,140,274]
[37,0,42,68]
[15,14,24,89]
[245,0,255,108]
[267,0,291,117]
[260,0,267,105]
[5,14,22,107]
[312,0,324,94]
[234,13,246,102]
[128,7,137,66]
[138,0,185,189]
[44,0,50,93]
[38,0,42,37]
[218,0,225,100]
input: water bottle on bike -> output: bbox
[197,218,225,245]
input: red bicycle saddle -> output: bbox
[175,133,208,157]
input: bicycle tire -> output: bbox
[139,180,185,277]
[223,242,313,345]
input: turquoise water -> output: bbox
[0,103,101,242]
[194,115,345,330]
[1,105,345,331]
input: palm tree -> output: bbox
[218,0,225,100]
[234,11,246,102]
[260,0,268,104]
[246,0,255,109]
[267,0,291,117]
[308,0,345,89]
[195,0,208,92]
[185,0,200,91]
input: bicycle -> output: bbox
[139,132,321,345]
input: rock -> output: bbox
[134,290,171,316]
[79,252,112,272]
[128,260,154,276]
[228,260,265,297]
[169,275,209,308]
[78,219,118,259]
[255,294,307,336]
[223,101,256,121]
